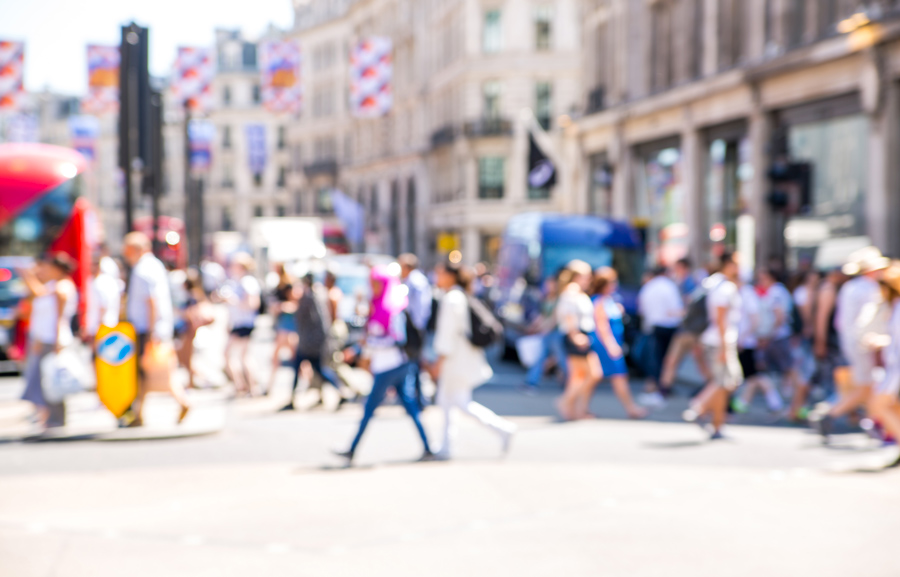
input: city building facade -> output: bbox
[571,0,900,270]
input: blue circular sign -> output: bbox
[97,331,135,367]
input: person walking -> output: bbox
[286,273,341,410]
[682,253,743,440]
[731,276,781,414]
[812,247,890,439]
[177,270,214,390]
[636,266,684,408]
[430,261,516,459]
[334,265,434,464]
[83,254,121,345]
[123,232,188,426]
[19,253,78,429]
[268,263,298,394]
[399,253,433,407]
[522,277,567,393]
[868,262,900,467]
[590,267,647,419]
[220,254,261,397]
[556,260,602,421]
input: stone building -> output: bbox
[290,0,582,264]
[571,0,900,269]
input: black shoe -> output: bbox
[417,451,437,462]
[709,430,725,441]
[279,402,295,412]
[812,414,834,442]
[333,449,354,461]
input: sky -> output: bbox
[0,0,295,95]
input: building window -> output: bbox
[222,207,233,231]
[276,205,286,217]
[535,82,552,130]
[253,172,263,187]
[252,84,261,105]
[292,145,303,171]
[222,165,234,189]
[277,166,287,188]
[534,6,553,51]
[483,81,502,119]
[478,157,505,199]
[649,1,675,92]
[222,85,232,107]
[242,43,257,70]
[787,0,806,49]
[277,126,286,150]
[254,206,264,218]
[718,0,744,70]
[316,188,334,215]
[588,153,613,216]
[483,10,502,54]
[390,181,401,256]
[222,125,232,149]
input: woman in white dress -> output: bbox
[431,261,516,459]
[19,252,78,429]
[869,263,900,468]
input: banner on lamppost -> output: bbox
[69,115,100,161]
[0,40,25,111]
[5,113,38,142]
[188,119,215,171]
[260,41,301,114]
[83,45,120,114]
[245,123,267,175]
[172,46,215,113]
[349,37,392,118]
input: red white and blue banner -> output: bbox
[188,119,215,171]
[349,37,392,118]
[172,47,215,113]
[245,124,266,175]
[260,41,301,114]
[69,115,100,162]
[83,45,119,115]
[0,40,25,111]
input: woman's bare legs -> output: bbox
[558,355,586,421]
[225,335,249,395]
[268,330,293,393]
[610,375,647,418]
[575,352,602,419]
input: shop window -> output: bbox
[634,144,685,266]
[222,207,233,231]
[277,205,286,217]
[254,206,264,218]
[705,138,747,258]
[483,10,502,54]
[534,6,553,51]
[478,157,505,199]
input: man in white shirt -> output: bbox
[813,247,889,439]
[683,253,743,439]
[637,266,684,407]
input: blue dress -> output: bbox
[590,295,629,377]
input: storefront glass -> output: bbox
[787,114,868,238]
[705,136,752,259]
[634,144,685,266]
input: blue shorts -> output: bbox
[276,312,297,333]
[590,332,628,377]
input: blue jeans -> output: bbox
[525,329,568,387]
[291,350,339,393]
[349,362,431,454]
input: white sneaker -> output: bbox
[500,426,517,455]
[638,391,667,410]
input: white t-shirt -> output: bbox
[701,274,742,348]
[637,275,684,330]
[227,275,261,329]
[86,273,121,335]
[836,275,883,341]
[556,289,596,334]
[758,283,793,341]
[127,253,174,340]
[738,284,760,349]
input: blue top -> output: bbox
[593,294,624,342]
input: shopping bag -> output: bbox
[141,341,178,392]
[41,347,89,404]
[515,334,544,369]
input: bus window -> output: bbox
[0,175,82,258]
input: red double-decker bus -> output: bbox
[0,143,94,371]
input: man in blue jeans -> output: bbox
[524,329,568,392]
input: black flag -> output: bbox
[528,131,557,189]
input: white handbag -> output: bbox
[40,347,89,404]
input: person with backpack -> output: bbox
[682,252,744,439]
[658,268,713,397]
[334,265,434,464]
[430,260,516,459]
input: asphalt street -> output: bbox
[0,315,898,577]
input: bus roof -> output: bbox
[0,143,88,228]
[505,212,641,249]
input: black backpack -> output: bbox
[467,295,503,348]
[681,289,709,335]
[403,311,425,359]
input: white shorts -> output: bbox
[876,369,900,396]
[840,339,876,386]
[705,345,743,392]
